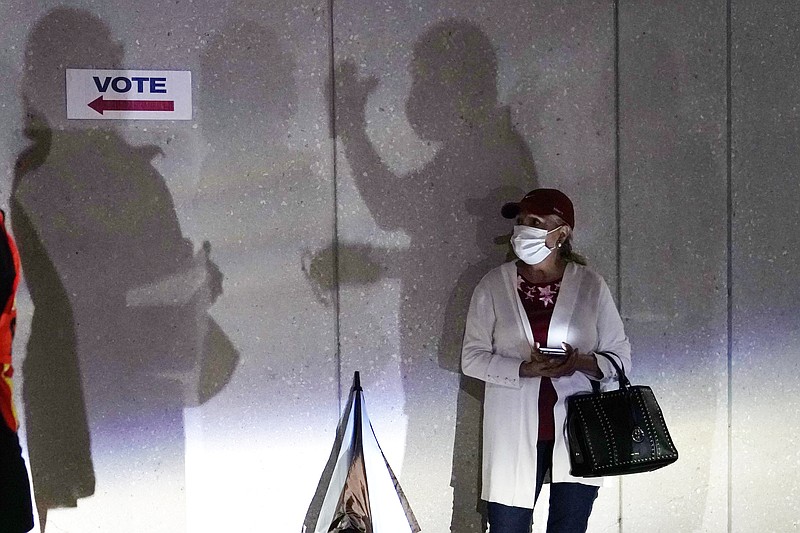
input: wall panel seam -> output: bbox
[328,0,343,410]
[613,0,623,531]
[726,0,733,531]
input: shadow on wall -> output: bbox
[197,17,298,191]
[14,8,238,530]
[306,20,536,532]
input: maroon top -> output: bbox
[517,272,562,442]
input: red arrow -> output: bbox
[88,96,174,115]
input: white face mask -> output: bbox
[511,224,563,265]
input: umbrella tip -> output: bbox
[352,371,362,391]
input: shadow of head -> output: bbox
[407,20,499,141]
[24,8,123,123]
[199,19,298,141]
[465,185,526,257]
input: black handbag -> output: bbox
[566,352,678,477]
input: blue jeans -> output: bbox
[486,441,598,533]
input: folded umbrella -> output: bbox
[307,372,420,533]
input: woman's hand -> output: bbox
[519,342,568,378]
[519,342,602,379]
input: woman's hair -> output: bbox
[549,215,587,266]
[559,237,588,265]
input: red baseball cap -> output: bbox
[501,188,575,228]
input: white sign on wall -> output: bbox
[66,69,192,120]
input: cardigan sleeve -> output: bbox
[593,277,632,384]
[461,277,523,389]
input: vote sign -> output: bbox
[66,69,192,120]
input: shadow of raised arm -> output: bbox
[331,60,407,232]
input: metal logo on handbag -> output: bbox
[566,352,678,477]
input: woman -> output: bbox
[461,188,631,532]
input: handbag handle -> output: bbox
[593,351,631,390]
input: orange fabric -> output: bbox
[0,211,20,431]
[0,212,19,365]
[1,364,17,431]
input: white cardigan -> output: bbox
[461,261,631,507]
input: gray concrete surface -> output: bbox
[730,1,800,531]
[618,1,729,531]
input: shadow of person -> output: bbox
[437,187,523,533]
[14,8,237,531]
[196,15,301,415]
[196,18,298,198]
[330,20,538,530]
[13,113,95,529]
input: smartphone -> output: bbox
[538,346,567,357]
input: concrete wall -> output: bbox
[0,1,797,532]
[618,2,728,531]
